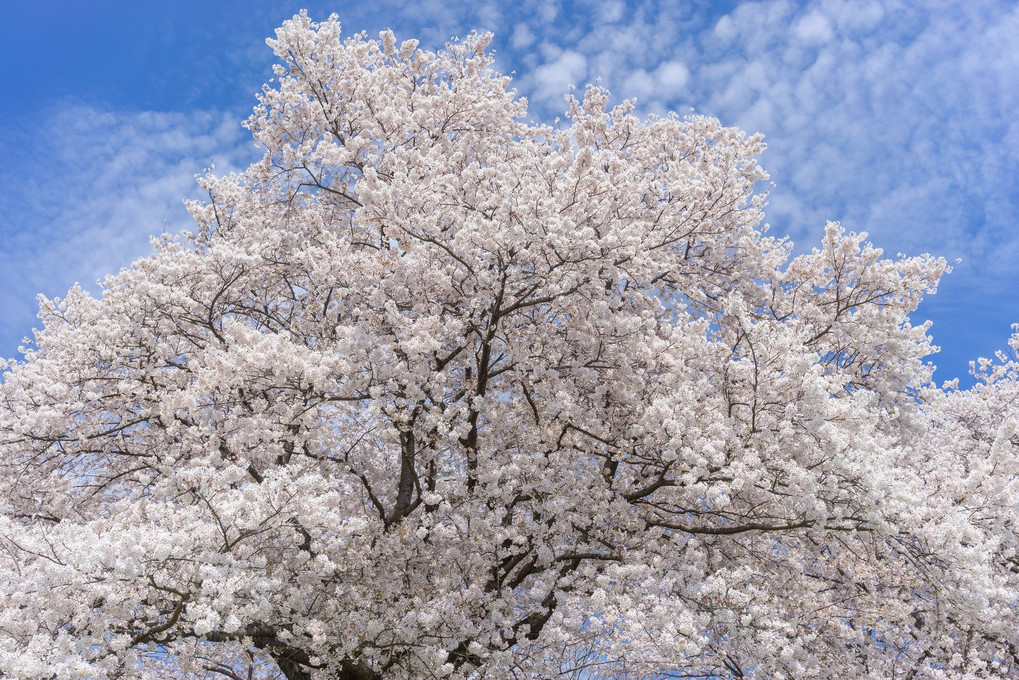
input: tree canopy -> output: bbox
[1,13,1016,680]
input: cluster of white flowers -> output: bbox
[0,11,1015,680]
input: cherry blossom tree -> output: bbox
[1,13,1016,680]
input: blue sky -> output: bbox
[1,0,1017,386]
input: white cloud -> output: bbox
[823,0,884,31]
[474,1,503,33]
[596,0,625,24]
[714,14,736,43]
[529,49,589,109]
[793,10,834,45]
[536,1,560,24]
[625,68,657,101]
[0,104,257,356]
[511,23,536,49]
[655,61,690,97]
[617,60,691,110]
[667,1,1019,271]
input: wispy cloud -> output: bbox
[0,104,257,353]
[681,1,1019,266]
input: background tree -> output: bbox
[0,13,1016,680]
